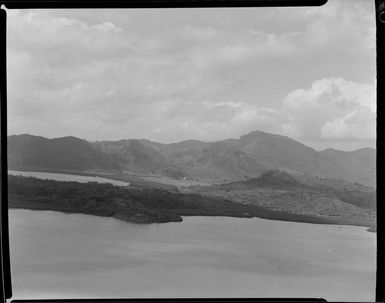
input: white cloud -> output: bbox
[282,78,376,141]
[321,107,376,140]
[5,2,377,150]
[94,21,123,33]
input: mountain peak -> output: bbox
[242,130,294,140]
[53,136,87,143]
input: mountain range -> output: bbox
[8,130,376,187]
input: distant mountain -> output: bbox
[93,139,186,178]
[8,134,120,172]
[176,141,266,182]
[7,131,376,187]
[233,131,376,186]
[319,148,376,187]
[140,139,211,157]
[139,133,376,187]
[237,131,323,172]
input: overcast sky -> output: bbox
[6,0,376,150]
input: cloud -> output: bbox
[116,100,283,143]
[5,2,376,150]
[281,78,376,142]
[321,107,376,140]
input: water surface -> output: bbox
[8,170,129,186]
[10,209,375,301]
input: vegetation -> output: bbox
[182,170,376,231]
[8,175,350,226]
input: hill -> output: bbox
[183,169,375,230]
[8,134,120,172]
[93,139,186,178]
[215,169,376,210]
[166,141,266,182]
[319,148,376,187]
[8,131,376,187]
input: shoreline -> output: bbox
[8,171,376,232]
[8,168,178,191]
[8,205,376,233]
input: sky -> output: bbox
[6,0,376,150]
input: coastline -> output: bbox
[8,171,376,232]
[8,204,376,232]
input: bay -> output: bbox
[9,209,376,301]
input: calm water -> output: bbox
[10,210,376,301]
[8,170,130,186]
